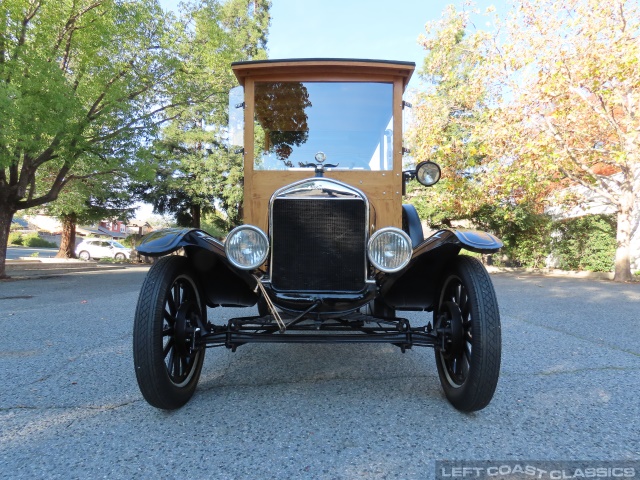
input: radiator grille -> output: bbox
[271,198,366,291]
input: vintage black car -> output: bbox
[133,59,503,412]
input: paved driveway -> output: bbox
[0,269,638,479]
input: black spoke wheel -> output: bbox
[133,256,206,409]
[434,255,501,412]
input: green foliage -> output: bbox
[409,5,495,224]
[45,152,151,225]
[0,0,193,275]
[22,233,57,248]
[8,231,23,245]
[472,203,553,268]
[1,0,177,194]
[98,256,130,264]
[0,0,271,277]
[552,215,617,272]
[10,232,57,248]
[469,206,616,271]
[412,1,639,281]
[137,0,271,229]
[407,179,478,229]
[121,235,138,248]
[199,211,228,239]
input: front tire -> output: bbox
[114,252,126,261]
[434,255,501,412]
[133,256,206,409]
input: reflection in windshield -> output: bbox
[254,82,311,167]
[254,82,393,171]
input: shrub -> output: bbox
[122,234,139,248]
[200,215,228,240]
[552,215,616,272]
[470,205,616,272]
[99,257,131,264]
[22,233,58,248]
[8,232,24,245]
[472,203,553,268]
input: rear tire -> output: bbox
[133,256,206,409]
[434,255,501,412]
[78,251,90,261]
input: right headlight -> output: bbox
[225,225,269,270]
[367,228,413,273]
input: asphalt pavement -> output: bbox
[5,246,59,260]
[0,268,639,479]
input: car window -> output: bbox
[253,82,394,171]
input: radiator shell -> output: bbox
[269,179,370,293]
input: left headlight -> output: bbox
[367,228,413,273]
[225,225,269,270]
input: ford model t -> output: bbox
[133,59,503,412]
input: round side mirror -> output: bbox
[415,161,441,187]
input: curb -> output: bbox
[2,259,149,281]
[486,266,618,281]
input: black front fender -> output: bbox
[379,229,502,311]
[137,228,259,308]
[136,228,225,257]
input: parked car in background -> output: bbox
[76,239,132,261]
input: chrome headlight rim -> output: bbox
[225,225,269,270]
[367,227,413,273]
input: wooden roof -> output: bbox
[231,58,415,89]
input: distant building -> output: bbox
[97,220,127,239]
[126,220,154,236]
[11,217,29,230]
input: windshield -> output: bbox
[112,242,126,248]
[253,82,393,171]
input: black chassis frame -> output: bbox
[136,225,502,353]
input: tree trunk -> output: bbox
[0,206,16,279]
[191,204,201,229]
[56,213,78,259]
[237,202,244,224]
[613,197,634,282]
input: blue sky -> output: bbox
[159,0,505,88]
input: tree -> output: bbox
[412,1,639,281]
[0,0,195,278]
[410,5,509,227]
[45,171,143,258]
[138,142,219,228]
[139,0,270,231]
[484,0,640,281]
